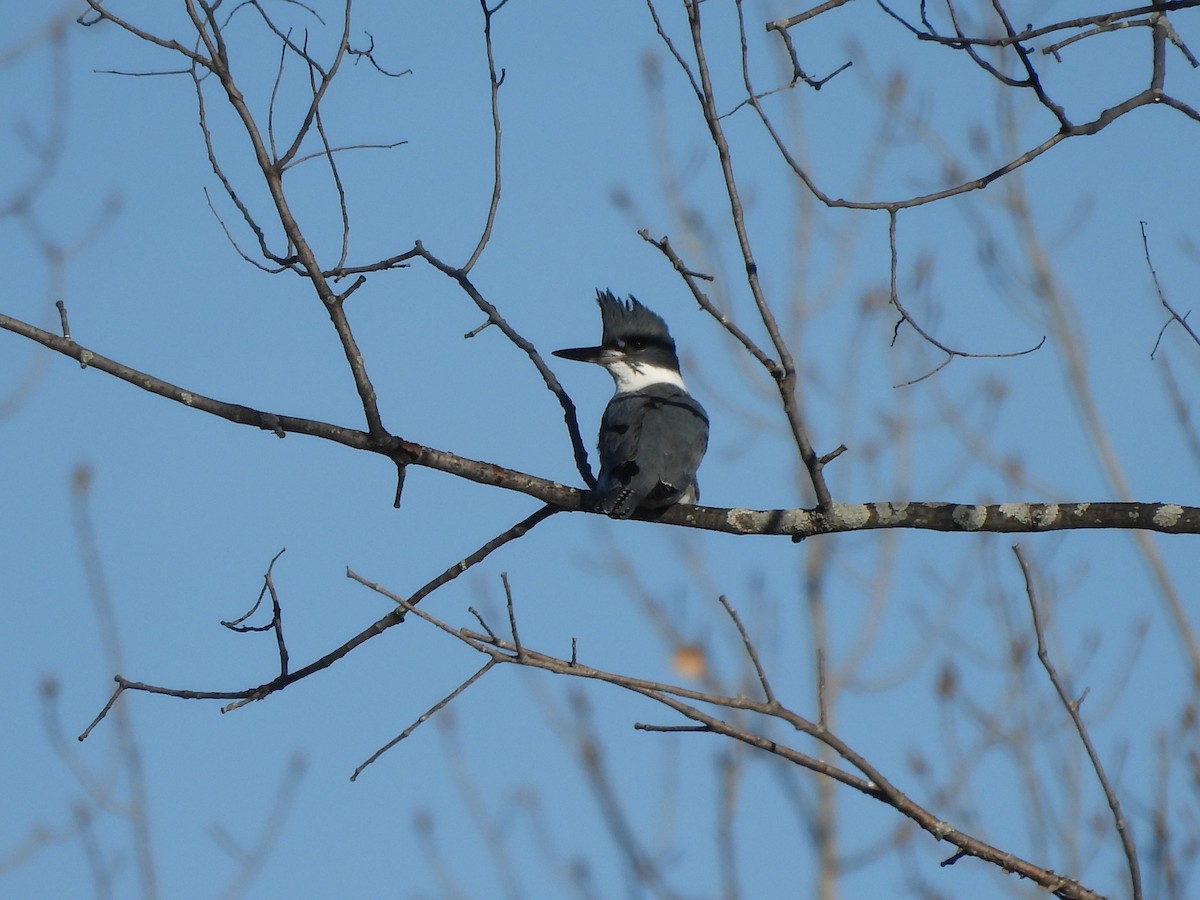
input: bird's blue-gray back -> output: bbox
[597,383,709,518]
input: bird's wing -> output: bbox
[597,386,709,517]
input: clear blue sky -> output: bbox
[3,2,1199,898]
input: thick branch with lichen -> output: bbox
[4,309,1197,538]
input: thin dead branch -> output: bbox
[1142,221,1200,357]
[1014,546,1142,900]
[887,210,1046,386]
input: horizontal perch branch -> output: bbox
[4,311,1197,537]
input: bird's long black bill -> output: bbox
[552,345,608,364]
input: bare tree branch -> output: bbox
[77,506,558,735]
[756,2,1200,210]
[376,591,1108,899]
[647,0,836,509]
[1014,546,1142,900]
[9,305,1200,539]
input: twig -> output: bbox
[638,229,777,372]
[887,210,1045,386]
[53,299,71,339]
[192,65,295,271]
[468,607,498,642]
[202,186,291,273]
[464,317,492,339]
[351,660,497,781]
[1142,220,1200,357]
[762,0,855,94]
[816,647,828,729]
[345,507,557,629]
[765,0,854,32]
[412,243,596,489]
[282,139,408,171]
[78,682,123,742]
[1013,545,1142,900]
[390,458,408,508]
[461,0,507,273]
[501,572,523,658]
[717,594,774,704]
[1160,10,1200,67]
[347,31,412,77]
[1042,16,1152,60]
[220,549,290,677]
[79,506,555,732]
[634,723,713,733]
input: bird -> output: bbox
[553,290,709,519]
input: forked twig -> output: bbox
[77,506,556,733]
[887,210,1045,386]
[220,549,290,677]
[1142,220,1200,357]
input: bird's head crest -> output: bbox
[595,290,674,351]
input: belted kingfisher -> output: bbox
[554,290,709,519]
